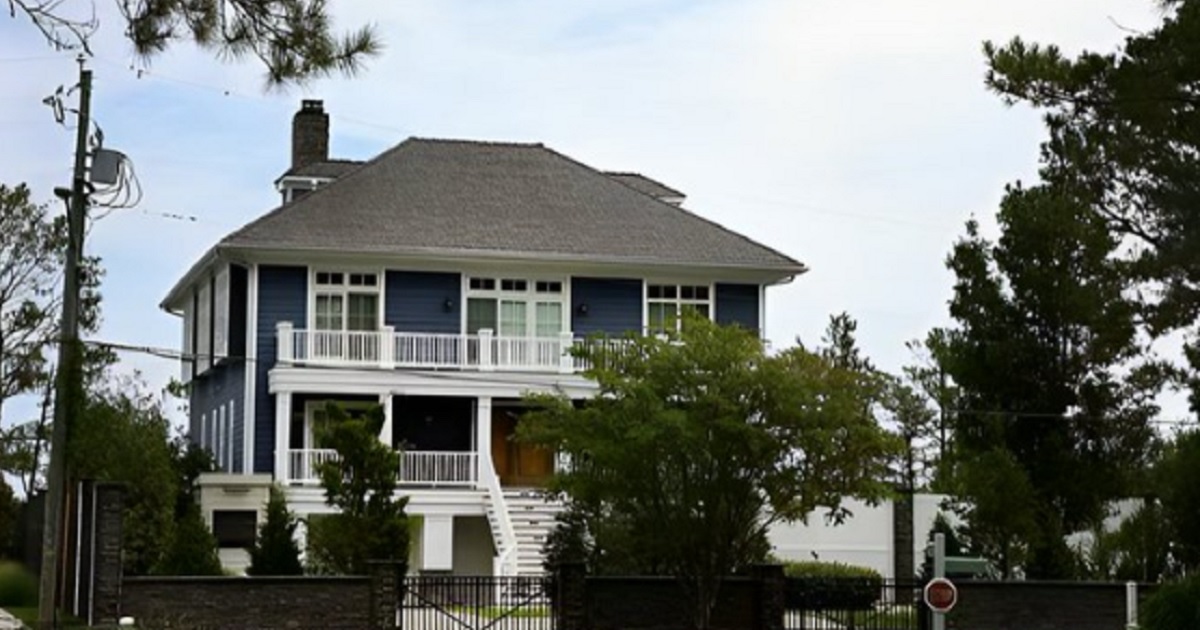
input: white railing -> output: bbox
[398,451,478,487]
[287,448,338,483]
[277,323,590,373]
[286,448,478,486]
[480,458,519,576]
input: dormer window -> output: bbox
[647,283,711,334]
[313,271,379,332]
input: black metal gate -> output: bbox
[783,579,929,630]
[400,574,557,630]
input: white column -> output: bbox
[558,331,574,373]
[274,392,292,482]
[380,392,394,449]
[276,321,294,362]
[422,514,454,571]
[476,396,492,488]
[379,325,395,369]
[479,329,494,371]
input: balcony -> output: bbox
[287,449,479,487]
[276,323,604,373]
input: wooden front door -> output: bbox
[491,409,554,487]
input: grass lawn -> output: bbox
[8,606,89,628]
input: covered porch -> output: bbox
[273,392,557,489]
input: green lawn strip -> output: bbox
[8,606,90,628]
[447,605,550,618]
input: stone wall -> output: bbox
[948,580,1150,630]
[120,575,372,629]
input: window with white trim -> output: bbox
[466,277,565,337]
[647,284,711,334]
[313,271,380,332]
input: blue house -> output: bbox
[162,100,806,575]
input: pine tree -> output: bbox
[156,503,222,576]
[247,487,303,576]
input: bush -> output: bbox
[1142,574,1200,630]
[781,561,883,610]
[0,561,37,607]
[247,487,303,576]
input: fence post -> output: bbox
[90,483,125,627]
[750,564,785,630]
[369,560,405,630]
[380,325,395,369]
[555,562,587,630]
[1126,581,1139,629]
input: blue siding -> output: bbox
[715,283,760,332]
[571,277,642,335]
[385,271,461,333]
[254,265,308,474]
[189,361,246,471]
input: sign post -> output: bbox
[929,533,953,629]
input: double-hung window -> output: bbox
[313,271,380,332]
[647,283,711,334]
[466,277,565,338]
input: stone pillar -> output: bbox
[750,564,785,630]
[893,490,916,582]
[555,562,587,630]
[90,483,125,627]
[369,560,405,630]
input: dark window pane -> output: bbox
[212,510,257,549]
[695,286,710,301]
[330,272,344,285]
[648,285,663,299]
[681,286,695,299]
[363,274,377,287]
[316,272,330,285]
[662,285,677,299]
[467,298,498,333]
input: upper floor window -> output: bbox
[647,283,711,334]
[466,276,565,338]
[313,271,379,332]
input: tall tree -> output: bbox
[0,184,67,424]
[933,184,1160,578]
[521,315,898,629]
[10,0,380,85]
[307,403,410,575]
[983,1,1200,411]
[68,375,179,575]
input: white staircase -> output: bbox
[504,489,565,575]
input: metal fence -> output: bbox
[784,579,928,630]
[401,574,557,630]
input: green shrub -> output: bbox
[781,561,883,611]
[0,561,38,607]
[1142,575,1200,630]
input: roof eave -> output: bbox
[160,246,221,313]
[218,242,806,281]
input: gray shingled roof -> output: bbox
[605,172,685,200]
[222,139,804,272]
[279,159,365,180]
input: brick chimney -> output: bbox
[291,99,329,170]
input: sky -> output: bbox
[0,0,1173,427]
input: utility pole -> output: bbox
[37,57,92,628]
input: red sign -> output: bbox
[924,578,958,613]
